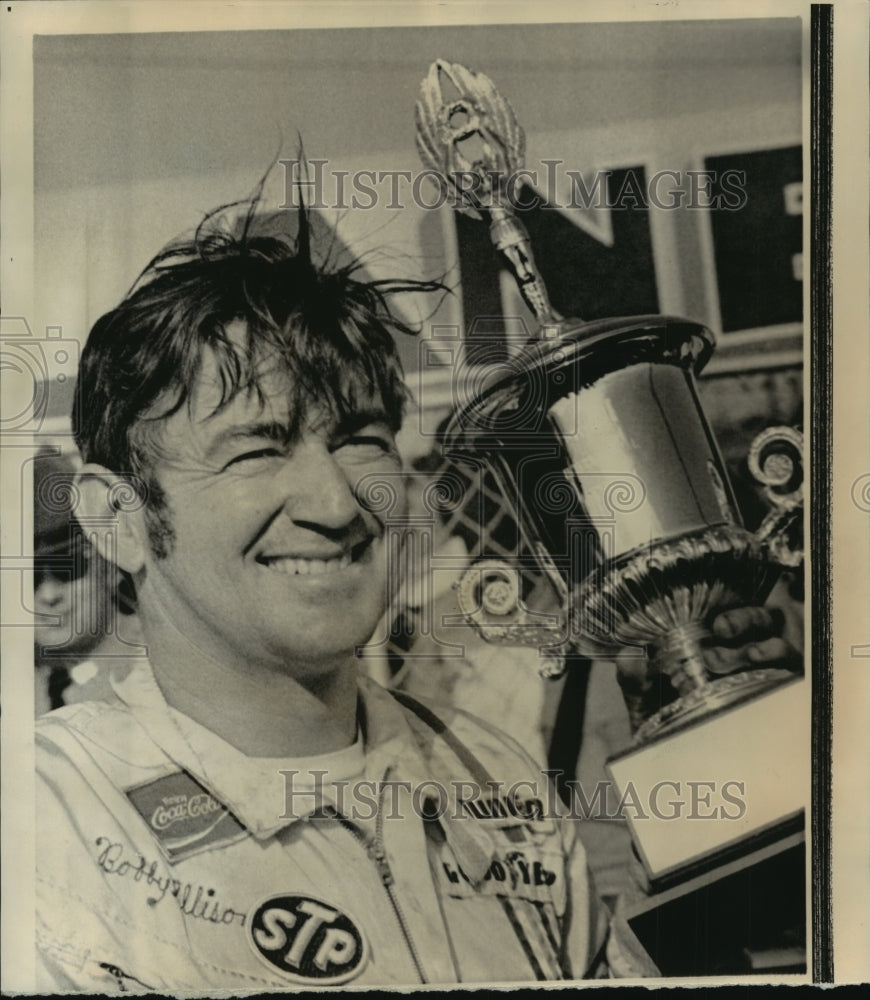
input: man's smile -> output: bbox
[256,538,374,576]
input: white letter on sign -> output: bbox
[315,927,358,970]
[285,900,339,968]
[254,908,296,951]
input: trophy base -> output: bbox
[607,675,807,885]
[633,666,796,744]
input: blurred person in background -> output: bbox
[33,448,144,715]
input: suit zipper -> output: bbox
[332,782,428,984]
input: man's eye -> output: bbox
[224,448,283,469]
[349,435,392,450]
[347,435,394,451]
[336,435,395,459]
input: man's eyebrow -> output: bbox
[206,420,292,458]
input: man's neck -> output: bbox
[150,650,359,758]
[143,631,359,758]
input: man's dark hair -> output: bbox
[73,194,444,556]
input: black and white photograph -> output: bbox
[1,0,867,990]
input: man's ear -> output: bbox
[74,465,149,575]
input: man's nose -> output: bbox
[35,577,68,610]
[279,442,362,530]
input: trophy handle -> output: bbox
[452,558,569,677]
[747,425,804,569]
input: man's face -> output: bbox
[133,336,406,679]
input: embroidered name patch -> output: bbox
[248,894,368,984]
[457,795,556,836]
[438,844,562,903]
[125,770,247,863]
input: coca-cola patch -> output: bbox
[125,770,248,863]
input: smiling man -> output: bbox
[34,199,793,990]
[35,203,617,989]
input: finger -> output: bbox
[711,605,784,642]
[704,644,746,676]
[745,636,800,668]
[711,605,770,640]
[706,634,800,674]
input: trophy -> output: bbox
[415,60,804,746]
[415,63,807,967]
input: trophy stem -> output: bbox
[650,621,713,697]
[488,207,563,336]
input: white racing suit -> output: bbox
[35,660,652,989]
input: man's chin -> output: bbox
[264,627,380,674]
[36,637,99,660]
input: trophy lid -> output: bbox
[444,314,715,450]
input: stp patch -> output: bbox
[248,894,369,984]
[125,770,248,863]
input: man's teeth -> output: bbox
[266,553,353,575]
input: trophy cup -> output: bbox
[416,61,807,916]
